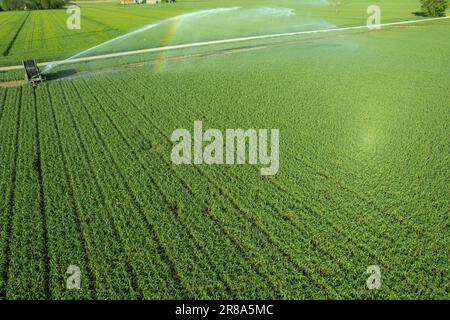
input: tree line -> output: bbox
[0,0,177,10]
[0,0,68,11]
[0,0,446,15]
[420,0,448,16]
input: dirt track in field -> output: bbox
[0,80,27,88]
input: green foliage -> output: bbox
[420,0,449,16]
[0,0,67,11]
[1,0,12,10]
[0,0,449,300]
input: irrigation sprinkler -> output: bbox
[23,60,45,85]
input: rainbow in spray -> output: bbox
[43,7,241,74]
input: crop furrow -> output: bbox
[196,99,394,257]
[120,77,345,297]
[94,77,285,298]
[43,84,96,298]
[63,83,142,298]
[0,12,17,28]
[70,80,190,299]
[79,79,234,298]
[78,15,119,33]
[146,83,371,278]
[97,77,289,296]
[195,102,397,283]
[33,88,51,298]
[54,82,139,299]
[6,85,51,299]
[123,75,404,297]
[104,76,335,298]
[2,87,22,298]
[0,90,7,122]
[285,142,436,240]
[186,80,440,296]
[3,12,29,56]
[0,89,19,298]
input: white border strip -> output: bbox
[1,16,449,72]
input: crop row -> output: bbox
[0,87,23,298]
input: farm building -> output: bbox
[120,0,161,4]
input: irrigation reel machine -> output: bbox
[23,59,45,85]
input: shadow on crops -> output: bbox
[412,12,427,17]
[412,11,447,17]
[45,69,77,80]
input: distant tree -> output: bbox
[5,0,22,10]
[26,0,43,9]
[1,0,11,10]
[0,0,67,10]
[420,0,449,16]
